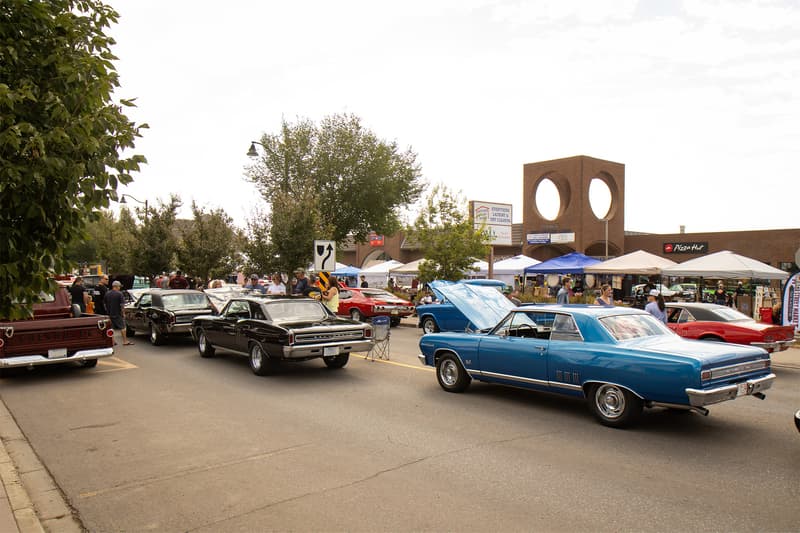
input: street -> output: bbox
[1,324,799,532]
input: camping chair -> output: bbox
[367,316,390,360]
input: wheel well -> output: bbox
[582,381,644,400]
[699,334,724,342]
[433,349,459,367]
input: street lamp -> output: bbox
[120,193,148,221]
[246,141,266,157]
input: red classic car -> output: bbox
[665,302,795,353]
[336,287,415,326]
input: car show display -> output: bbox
[336,287,415,326]
[125,289,216,345]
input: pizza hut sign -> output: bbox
[663,242,708,254]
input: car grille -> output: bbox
[294,330,364,343]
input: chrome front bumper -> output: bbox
[686,373,776,407]
[750,339,795,352]
[282,339,373,359]
[0,347,114,368]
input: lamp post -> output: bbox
[246,141,266,157]
[120,193,148,221]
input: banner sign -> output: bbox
[526,232,575,245]
[782,272,799,334]
[663,242,708,254]
[369,234,384,247]
[471,201,512,246]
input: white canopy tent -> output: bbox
[360,260,405,288]
[661,250,789,280]
[389,258,426,286]
[583,250,677,275]
[491,255,541,286]
[466,259,490,278]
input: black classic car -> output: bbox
[191,296,373,375]
[125,289,215,345]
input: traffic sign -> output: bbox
[314,240,336,272]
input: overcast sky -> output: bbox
[107,0,799,235]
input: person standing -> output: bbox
[320,275,340,314]
[594,284,614,307]
[104,280,133,345]
[93,275,109,315]
[360,275,369,288]
[168,270,189,289]
[245,274,266,294]
[645,289,667,323]
[556,277,571,304]
[292,268,310,295]
[267,273,286,295]
[713,282,727,306]
[68,277,89,313]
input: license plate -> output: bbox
[737,382,749,396]
[391,310,399,315]
[48,348,67,359]
[323,346,340,356]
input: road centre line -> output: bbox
[352,353,433,372]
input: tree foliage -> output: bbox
[0,0,146,318]
[130,196,181,280]
[64,208,137,274]
[410,185,491,283]
[246,114,424,269]
[177,202,241,282]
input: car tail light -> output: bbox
[288,332,295,345]
[364,328,372,338]
[106,329,115,338]
[701,370,712,381]
[0,338,4,348]
[168,313,176,325]
[3,327,13,339]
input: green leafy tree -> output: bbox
[64,208,138,274]
[0,0,146,318]
[410,185,491,283]
[247,114,424,268]
[131,196,180,280]
[177,202,241,282]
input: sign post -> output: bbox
[314,240,336,272]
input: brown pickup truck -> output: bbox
[0,287,114,373]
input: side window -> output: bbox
[225,300,250,319]
[550,314,583,342]
[339,290,352,300]
[249,302,265,320]
[678,309,695,323]
[667,307,681,323]
[138,294,152,308]
[493,314,513,336]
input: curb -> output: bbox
[0,400,82,533]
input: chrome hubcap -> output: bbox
[440,360,458,386]
[596,384,625,419]
[251,346,262,369]
[199,334,206,351]
[150,326,157,342]
[423,320,434,333]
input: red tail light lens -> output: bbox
[106,329,115,338]
[0,338,4,348]
[288,332,295,344]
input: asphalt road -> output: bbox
[1,326,799,532]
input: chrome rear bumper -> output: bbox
[686,373,776,407]
[0,347,114,368]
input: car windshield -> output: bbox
[600,314,674,341]
[161,293,209,310]
[710,307,752,322]
[264,300,330,322]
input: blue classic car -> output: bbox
[417,279,513,334]
[417,284,775,427]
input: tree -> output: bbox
[410,185,491,283]
[177,202,241,282]
[0,0,146,318]
[130,196,180,279]
[247,114,424,268]
[64,208,138,274]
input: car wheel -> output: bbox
[323,352,350,369]
[436,353,471,393]
[390,317,401,327]
[197,330,215,358]
[249,343,277,376]
[149,323,165,346]
[421,317,439,334]
[350,309,362,321]
[588,383,643,428]
[79,358,98,368]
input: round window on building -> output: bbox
[589,178,612,220]
[535,178,561,221]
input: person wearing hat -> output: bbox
[645,289,667,323]
[104,280,133,345]
[292,268,309,295]
[245,274,266,294]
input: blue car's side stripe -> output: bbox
[468,369,583,392]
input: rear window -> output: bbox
[161,293,209,310]
[264,300,330,321]
[600,314,673,341]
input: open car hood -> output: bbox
[430,280,516,331]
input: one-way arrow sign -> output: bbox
[313,240,336,272]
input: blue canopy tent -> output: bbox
[523,252,602,275]
[331,265,362,287]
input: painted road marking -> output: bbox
[352,352,433,372]
[96,356,138,373]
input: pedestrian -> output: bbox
[168,270,189,289]
[68,276,90,313]
[594,284,614,307]
[360,275,369,288]
[267,273,286,295]
[292,268,310,295]
[245,274,266,294]
[556,277,571,304]
[104,280,133,345]
[645,289,667,323]
[320,274,340,314]
[93,274,109,315]
[713,281,727,306]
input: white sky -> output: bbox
[107,0,799,235]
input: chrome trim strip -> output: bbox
[466,369,582,391]
[704,358,770,380]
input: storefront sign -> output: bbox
[369,234,384,247]
[526,232,575,245]
[471,201,512,246]
[663,242,708,254]
[527,233,550,244]
[551,232,575,244]
[783,272,799,334]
